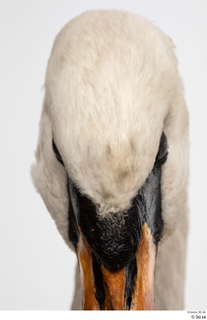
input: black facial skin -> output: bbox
[52,132,168,309]
[52,139,64,166]
[67,177,80,249]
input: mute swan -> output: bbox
[32,10,189,310]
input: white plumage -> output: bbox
[32,10,189,309]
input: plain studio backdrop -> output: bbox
[0,0,207,310]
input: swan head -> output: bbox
[32,10,189,309]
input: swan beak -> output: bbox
[130,223,156,310]
[77,223,156,310]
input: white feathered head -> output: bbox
[32,10,189,310]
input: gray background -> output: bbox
[0,0,206,310]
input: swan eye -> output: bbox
[52,139,64,166]
[155,132,168,165]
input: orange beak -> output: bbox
[77,223,156,310]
